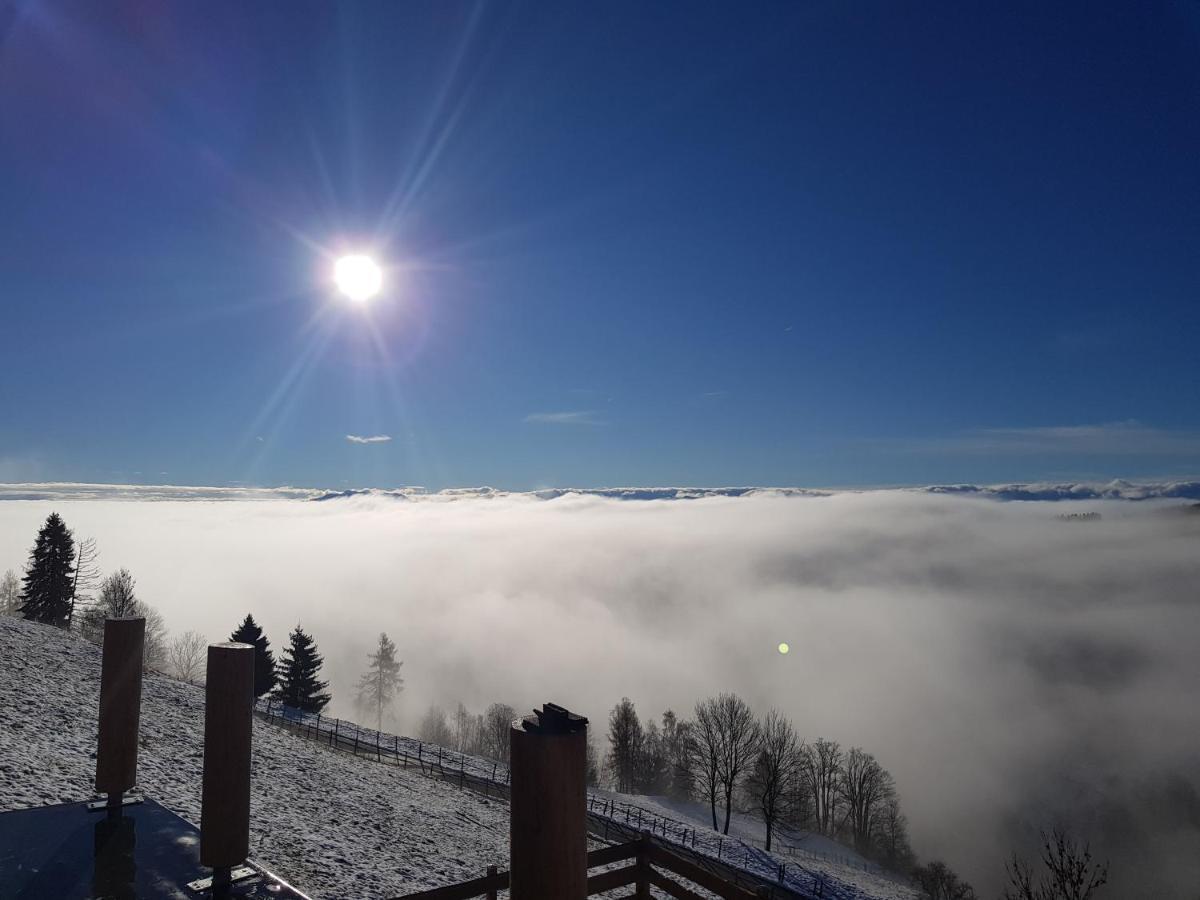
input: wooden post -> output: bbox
[635,831,651,899]
[509,703,588,900]
[200,642,254,877]
[95,617,145,805]
[485,864,498,900]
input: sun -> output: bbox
[334,254,383,302]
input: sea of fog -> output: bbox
[1,488,1198,896]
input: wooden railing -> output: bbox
[393,835,773,900]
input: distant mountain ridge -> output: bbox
[3,479,1199,503]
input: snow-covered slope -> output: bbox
[0,615,510,898]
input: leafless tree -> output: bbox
[67,536,100,630]
[702,693,760,834]
[840,747,895,853]
[481,702,516,762]
[452,702,476,753]
[419,705,454,746]
[691,698,724,830]
[81,569,168,671]
[168,630,207,684]
[879,797,914,870]
[1004,828,1109,900]
[745,709,800,851]
[912,861,977,899]
[0,569,20,615]
[800,737,844,836]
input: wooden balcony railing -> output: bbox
[393,834,772,900]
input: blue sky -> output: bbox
[2,1,1198,490]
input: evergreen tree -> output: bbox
[19,512,75,627]
[355,632,404,731]
[275,625,331,713]
[230,614,277,698]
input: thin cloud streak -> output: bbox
[346,434,393,444]
[889,421,1200,457]
[523,411,606,426]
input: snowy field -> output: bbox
[0,615,512,898]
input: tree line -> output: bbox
[4,512,405,728]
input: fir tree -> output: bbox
[355,632,404,731]
[231,614,277,698]
[19,512,75,627]
[274,624,331,713]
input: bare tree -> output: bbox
[661,710,695,800]
[81,569,167,671]
[879,797,915,871]
[691,698,724,830]
[481,702,516,762]
[913,861,977,900]
[702,693,760,834]
[67,536,100,630]
[840,747,895,853]
[800,737,844,836]
[167,630,207,684]
[745,709,800,851]
[1004,828,1109,900]
[0,569,20,615]
[452,702,476,753]
[419,705,454,746]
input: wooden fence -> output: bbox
[393,834,774,900]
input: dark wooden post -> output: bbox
[509,703,588,900]
[485,864,498,900]
[635,831,651,898]
[95,617,145,807]
[200,642,254,885]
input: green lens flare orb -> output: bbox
[778,642,790,655]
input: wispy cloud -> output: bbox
[523,411,606,426]
[345,434,393,444]
[896,421,1200,457]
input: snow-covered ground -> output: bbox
[0,615,510,898]
[0,615,922,899]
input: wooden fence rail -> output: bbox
[391,836,773,900]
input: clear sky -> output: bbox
[2,1,1198,490]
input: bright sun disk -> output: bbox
[334,254,383,302]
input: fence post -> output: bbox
[509,704,588,900]
[635,831,651,898]
[354,723,360,754]
[394,734,399,764]
[485,864,498,900]
[314,713,321,740]
[332,718,338,748]
[95,616,145,809]
[376,729,382,762]
[200,642,254,889]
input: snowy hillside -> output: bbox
[0,615,510,898]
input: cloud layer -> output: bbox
[0,490,1197,895]
[345,434,393,444]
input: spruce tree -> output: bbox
[274,625,330,713]
[355,632,404,731]
[231,614,277,698]
[19,512,75,627]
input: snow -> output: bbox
[0,615,921,899]
[0,615,509,898]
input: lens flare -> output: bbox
[334,255,383,302]
[778,642,790,655]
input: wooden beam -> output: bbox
[200,642,254,869]
[94,617,145,799]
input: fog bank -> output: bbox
[1,491,1197,896]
